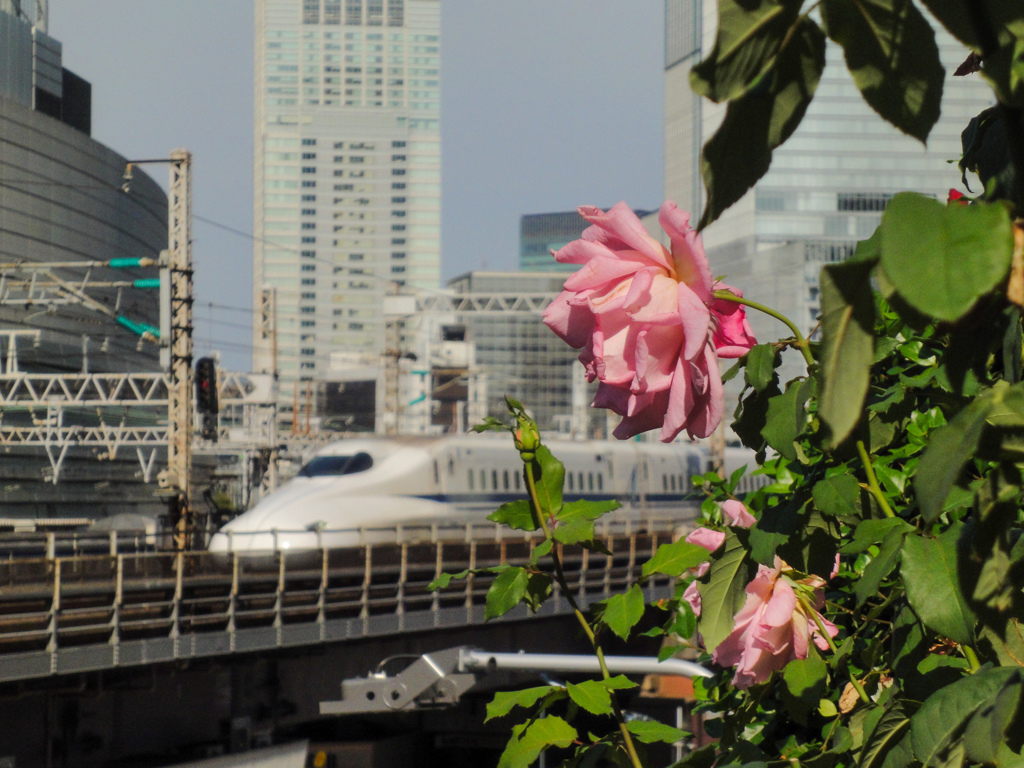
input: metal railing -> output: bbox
[0,521,684,682]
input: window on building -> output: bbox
[302,181,316,188]
[302,222,316,230]
[302,152,316,160]
[391,140,406,148]
[302,167,316,174]
[300,320,316,327]
[392,154,406,162]
[301,250,316,258]
[301,195,316,202]
[391,197,406,204]
[301,278,316,285]
[302,138,316,146]
[301,264,315,272]
[301,236,316,243]
[301,292,316,299]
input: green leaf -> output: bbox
[762,378,808,461]
[901,526,976,647]
[530,445,564,516]
[698,18,826,228]
[428,569,469,591]
[498,716,577,768]
[554,499,620,544]
[641,540,710,578]
[780,657,827,726]
[862,702,916,768]
[697,530,755,653]
[691,0,803,103]
[914,396,994,522]
[602,584,646,641]
[666,601,697,640]
[624,719,689,745]
[486,686,559,722]
[485,567,530,621]
[879,193,1014,322]
[744,343,779,392]
[910,667,1019,768]
[818,257,876,446]
[820,0,943,142]
[842,518,912,554]
[523,572,553,612]
[488,500,538,531]
[856,525,905,607]
[962,675,1023,765]
[601,675,639,691]
[812,473,863,520]
[566,680,614,716]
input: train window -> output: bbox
[597,474,603,492]
[578,472,584,493]
[670,475,676,492]
[588,473,594,491]
[433,461,440,484]
[298,452,373,477]
[503,470,509,490]
[492,470,498,490]
[662,475,668,492]
[480,469,486,489]
[514,471,521,490]
[468,469,474,490]
[568,473,574,491]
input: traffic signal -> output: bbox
[195,357,219,442]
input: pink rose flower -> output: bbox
[682,500,756,616]
[712,559,839,689]
[542,201,756,442]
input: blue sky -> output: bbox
[50,2,665,369]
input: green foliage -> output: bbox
[820,0,943,142]
[818,257,876,446]
[640,540,710,578]
[602,584,646,642]
[879,193,1014,321]
[498,716,578,768]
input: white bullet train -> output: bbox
[207,435,763,553]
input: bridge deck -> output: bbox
[0,524,681,683]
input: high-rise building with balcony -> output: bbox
[253,0,441,408]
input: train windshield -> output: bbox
[298,452,374,477]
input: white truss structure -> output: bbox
[0,370,276,483]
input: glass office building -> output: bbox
[253,0,441,405]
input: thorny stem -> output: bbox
[856,441,896,518]
[523,460,644,768]
[713,290,815,367]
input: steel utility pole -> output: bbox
[137,149,195,550]
[166,150,194,549]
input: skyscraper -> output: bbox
[253,0,441,407]
[664,0,993,382]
